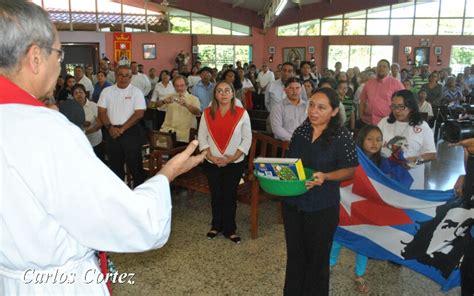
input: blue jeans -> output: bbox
[330,241,368,277]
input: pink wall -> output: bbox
[102,27,265,73]
[67,29,474,73]
[264,28,324,71]
[264,32,474,71]
[397,36,474,71]
[104,33,191,72]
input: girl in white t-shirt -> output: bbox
[378,89,437,189]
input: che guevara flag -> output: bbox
[334,148,474,291]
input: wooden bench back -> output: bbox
[248,110,269,133]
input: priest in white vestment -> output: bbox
[0,2,205,295]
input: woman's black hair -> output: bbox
[96,71,107,79]
[387,89,423,126]
[55,75,64,91]
[312,87,342,144]
[356,125,383,167]
[300,61,311,68]
[159,70,170,82]
[303,79,316,93]
[71,83,87,97]
[284,77,300,88]
[65,75,75,86]
[221,69,242,90]
[318,77,337,89]
[170,68,179,76]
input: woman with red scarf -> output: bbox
[198,81,252,244]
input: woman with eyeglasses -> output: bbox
[197,80,252,244]
[377,89,436,189]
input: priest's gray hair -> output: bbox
[0,1,55,72]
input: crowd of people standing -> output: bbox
[28,18,474,293]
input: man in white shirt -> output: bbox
[265,62,307,113]
[257,63,274,94]
[147,67,159,97]
[74,65,94,96]
[130,61,151,98]
[98,65,148,186]
[0,2,204,295]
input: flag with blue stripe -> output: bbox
[335,147,474,291]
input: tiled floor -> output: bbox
[110,140,464,296]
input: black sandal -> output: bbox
[206,230,220,240]
[225,234,241,244]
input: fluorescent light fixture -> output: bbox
[275,0,288,16]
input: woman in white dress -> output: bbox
[378,89,437,189]
[187,66,201,91]
[150,70,176,108]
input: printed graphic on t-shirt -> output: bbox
[385,136,409,164]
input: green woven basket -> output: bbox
[254,168,315,197]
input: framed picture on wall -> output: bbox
[143,43,156,60]
[414,47,430,66]
[283,47,305,63]
[434,46,442,55]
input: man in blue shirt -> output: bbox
[269,77,307,141]
[191,67,214,110]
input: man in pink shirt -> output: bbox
[359,59,404,125]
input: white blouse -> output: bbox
[151,82,175,102]
[83,99,102,147]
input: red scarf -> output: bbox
[204,106,244,154]
[0,75,44,107]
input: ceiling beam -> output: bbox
[232,0,246,8]
[263,0,289,30]
[155,0,262,27]
[258,0,273,16]
[291,0,301,9]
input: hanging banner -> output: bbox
[113,32,132,66]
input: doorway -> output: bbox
[61,43,100,77]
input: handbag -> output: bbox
[150,130,177,150]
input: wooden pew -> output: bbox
[146,131,289,239]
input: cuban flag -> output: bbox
[334,148,474,291]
